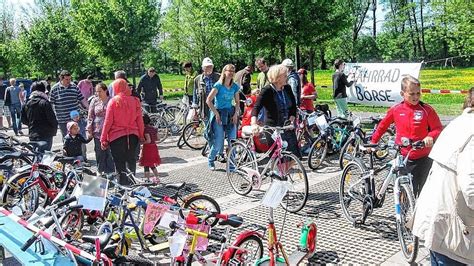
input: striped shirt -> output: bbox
[49,82,84,123]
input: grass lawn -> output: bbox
[109,67,472,116]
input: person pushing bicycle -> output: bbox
[371,75,443,197]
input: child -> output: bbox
[63,121,92,163]
[70,110,89,164]
[19,83,27,106]
[139,114,161,183]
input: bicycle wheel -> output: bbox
[338,135,361,170]
[396,183,418,263]
[1,171,50,219]
[226,141,257,196]
[166,105,187,135]
[177,134,185,149]
[114,254,154,266]
[339,160,368,224]
[230,235,264,264]
[307,137,328,170]
[182,121,206,150]
[151,115,169,143]
[374,131,394,160]
[273,153,309,213]
[60,209,84,237]
[183,194,221,227]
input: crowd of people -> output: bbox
[1,56,472,265]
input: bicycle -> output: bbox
[339,137,423,263]
[307,114,353,170]
[179,106,207,150]
[169,212,264,266]
[338,116,395,170]
[254,204,318,265]
[226,124,309,213]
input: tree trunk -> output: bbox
[279,42,286,61]
[295,44,301,69]
[320,47,327,70]
[309,48,315,85]
[411,4,422,57]
[407,8,418,57]
[420,0,427,55]
[372,0,376,39]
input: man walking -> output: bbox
[255,57,270,90]
[5,78,23,135]
[49,70,86,137]
[282,58,301,107]
[137,67,163,112]
[192,57,220,121]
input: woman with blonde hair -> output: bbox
[205,64,240,170]
[251,64,301,157]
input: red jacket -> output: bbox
[100,79,144,144]
[371,101,443,160]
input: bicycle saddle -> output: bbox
[0,151,22,160]
[0,161,13,170]
[28,141,48,150]
[164,182,186,190]
[56,156,78,165]
[81,230,113,250]
[219,214,243,228]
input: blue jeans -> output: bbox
[430,251,466,266]
[9,103,22,134]
[208,120,236,166]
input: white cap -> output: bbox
[202,57,214,67]
[282,58,294,67]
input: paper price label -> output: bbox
[169,230,187,258]
[261,180,290,208]
[158,210,179,230]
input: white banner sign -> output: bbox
[344,63,422,107]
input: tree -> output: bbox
[71,0,160,74]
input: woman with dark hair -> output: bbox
[101,79,144,185]
[87,82,114,173]
[298,68,317,112]
[332,59,354,118]
[21,81,58,151]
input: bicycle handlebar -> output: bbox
[169,221,226,243]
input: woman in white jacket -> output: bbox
[412,90,474,265]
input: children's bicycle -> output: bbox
[169,212,264,265]
[226,124,309,213]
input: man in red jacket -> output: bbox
[371,75,443,197]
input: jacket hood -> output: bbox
[113,79,131,96]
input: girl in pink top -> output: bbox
[100,78,144,185]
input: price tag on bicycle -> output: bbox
[315,115,328,131]
[307,113,318,126]
[158,210,180,229]
[353,117,361,127]
[261,180,290,208]
[169,230,187,258]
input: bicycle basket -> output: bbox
[254,129,274,153]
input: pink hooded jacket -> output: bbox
[100,79,144,144]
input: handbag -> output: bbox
[4,88,11,106]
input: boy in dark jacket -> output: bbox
[21,81,58,151]
[63,121,92,163]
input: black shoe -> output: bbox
[217,155,226,163]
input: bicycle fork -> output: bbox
[393,174,413,222]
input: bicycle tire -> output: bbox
[1,171,51,218]
[177,134,185,149]
[230,234,264,264]
[182,121,206,150]
[273,152,309,213]
[307,137,328,170]
[114,254,154,266]
[338,135,361,170]
[151,115,169,143]
[183,194,221,227]
[166,105,186,135]
[374,131,394,160]
[339,160,368,224]
[226,141,257,196]
[396,183,418,263]
[60,209,85,236]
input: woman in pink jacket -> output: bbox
[101,78,144,185]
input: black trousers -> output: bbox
[109,135,139,186]
[406,156,433,198]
